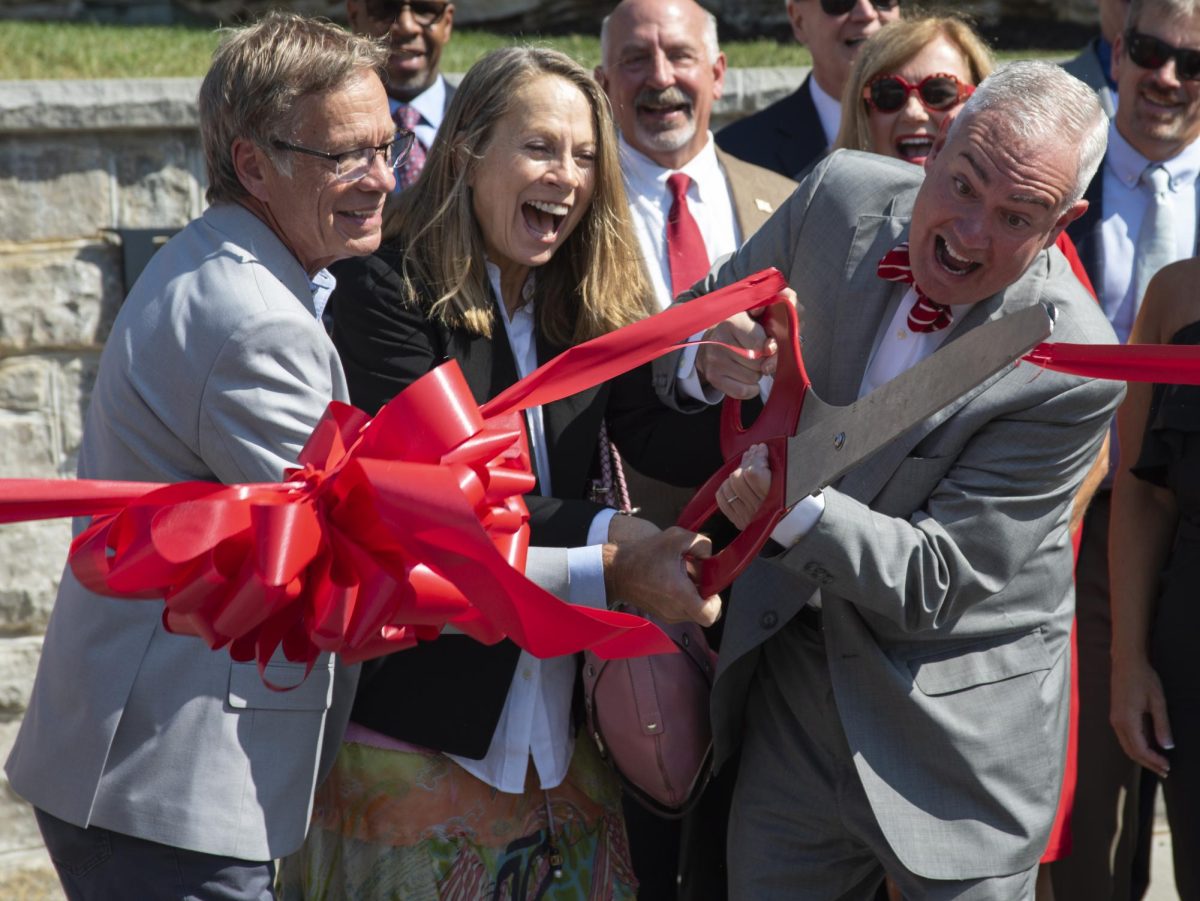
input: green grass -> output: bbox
[0,20,1073,80]
[0,21,818,79]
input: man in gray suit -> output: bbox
[661,61,1123,898]
[6,12,713,900]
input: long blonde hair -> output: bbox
[834,15,994,155]
[382,46,653,345]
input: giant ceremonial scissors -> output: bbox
[678,298,1056,596]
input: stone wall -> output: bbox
[0,68,804,897]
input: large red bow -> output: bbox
[0,269,792,684]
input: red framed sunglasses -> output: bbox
[862,72,975,113]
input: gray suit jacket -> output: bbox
[657,151,1123,879]
[1063,40,1116,119]
[5,203,573,862]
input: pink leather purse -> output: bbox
[581,606,717,817]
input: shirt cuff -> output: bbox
[566,544,607,610]
[676,337,724,405]
[769,492,826,547]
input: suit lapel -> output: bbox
[774,78,827,178]
[534,327,603,498]
[822,214,909,405]
[1067,159,1104,292]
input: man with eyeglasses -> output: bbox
[3,13,599,901]
[1060,2,1200,899]
[716,0,900,179]
[345,0,455,193]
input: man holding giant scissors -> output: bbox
[658,61,1124,898]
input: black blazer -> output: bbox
[716,74,828,180]
[329,245,723,756]
[1065,156,1106,292]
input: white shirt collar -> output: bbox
[1107,117,1200,190]
[808,75,843,149]
[389,74,448,131]
[618,132,724,198]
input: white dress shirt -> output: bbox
[619,134,741,308]
[1098,121,1200,341]
[389,75,448,156]
[808,76,843,152]
[445,262,612,793]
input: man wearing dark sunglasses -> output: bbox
[716,0,900,179]
[345,0,456,192]
[1061,2,1200,899]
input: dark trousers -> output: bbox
[1049,493,1153,900]
[35,808,275,901]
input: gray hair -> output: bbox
[599,4,721,66]
[199,11,388,205]
[1127,0,1200,28]
[947,60,1108,207]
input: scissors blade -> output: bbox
[784,303,1054,506]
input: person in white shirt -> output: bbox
[593,4,799,896]
[716,0,901,178]
[1060,1,1200,897]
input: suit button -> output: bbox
[761,611,778,629]
[802,561,834,585]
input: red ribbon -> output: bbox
[0,269,791,684]
[1021,342,1200,383]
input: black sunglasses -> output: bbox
[1125,29,1200,82]
[364,0,451,27]
[863,72,974,113]
[820,0,900,15]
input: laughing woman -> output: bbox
[278,46,723,901]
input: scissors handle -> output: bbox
[677,436,790,597]
[719,299,809,460]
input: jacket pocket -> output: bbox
[227,659,334,711]
[909,629,1053,696]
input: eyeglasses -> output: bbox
[271,131,416,183]
[1124,29,1200,82]
[819,0,899,16]
[363,0,451,27]
[863,72,975,113]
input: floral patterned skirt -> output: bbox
[278,727,637,901]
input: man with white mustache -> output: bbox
[1061,1,1200,898]
[594,1,797,896]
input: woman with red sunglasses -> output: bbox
[833,14,990,165]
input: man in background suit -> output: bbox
[664,61,1120,897]
[594,3,797,894]
[5,13,709,900]
[345,0,456,192]
[1059,1,1200,897]
[1062,0,1128,118]
[716,0,900,178]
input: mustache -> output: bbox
[635,86,693,112]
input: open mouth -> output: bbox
[338,204,385,228]
[896,135,934,163]
[523,199,569,242]
[935,235,981,276]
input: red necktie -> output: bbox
[666,173,710,295]
[392,104,427,191]
[877,242,953,333]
